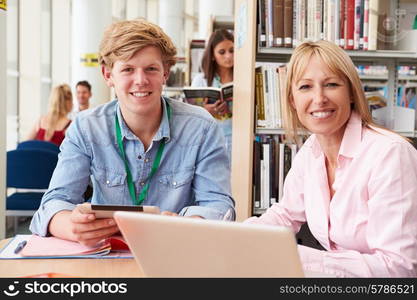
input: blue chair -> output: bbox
[17,140,60,154]
[6,149,58,234]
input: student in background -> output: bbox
[75,80,92,112]
[245,40,417,277]
[26,83,73,146]
[191,29,234,162]
[30,19,234,246]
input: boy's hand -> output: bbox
[48,206,119,247]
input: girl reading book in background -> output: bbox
[245,40,417,277]
[191,29,234,163]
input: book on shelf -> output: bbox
[363,0,369,50]
[277,65,288,129]
[257,0,267,47]
[353,0,362,50]
[253,137,262,209]
[397,85,417,109]
[255,67,266,126]
[368,0,378,51]
[273,0,284,47]
[268,137,278,205]
[339,0,345,47]
[266,0,274,47]
[314,0,322,41]
[261,140,271,209]
[0,234,132,259]
[365,91,387,110]
[283,0,293,47]
[345,0,355,50]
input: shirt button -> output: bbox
[140,182,145,186]
[172,181,177,186]
[106,180,110,185]
[145,158,149,163]
[138,155,142,159]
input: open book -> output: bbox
[0,234,132,259]
[183,82,233,121]
[183,82,233,105]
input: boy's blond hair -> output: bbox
[99,19,177,70]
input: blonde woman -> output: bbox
[27,84,73,146]
[245,40,417,277]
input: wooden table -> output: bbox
[0,239,143,277]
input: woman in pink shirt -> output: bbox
[246,40,417,277]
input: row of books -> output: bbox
[255,62,287,128]
[356,65,388,77]
[398,66,417,78]
[257,0,382,50]
[253,135,299,212]
[357,65,417,79]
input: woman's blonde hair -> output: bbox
[99,18,177,71]
[45,84,72,140]
[283,40,376,143]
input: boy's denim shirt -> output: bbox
[30,97,235,236]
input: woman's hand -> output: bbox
[203,99,227,116]
[48,206,120,247]
[216,101,228,115]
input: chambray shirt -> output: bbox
[30,97,235,237]
[246,112,417,277]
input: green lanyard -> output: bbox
[115,103,171,205]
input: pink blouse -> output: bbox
[245,112,417,277]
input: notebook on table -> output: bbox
[0,234,132,259]
[114,212,305,277]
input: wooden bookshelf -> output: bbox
[231,0,257,221]
[186,39,205,86]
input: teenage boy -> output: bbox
[30,19,235,246]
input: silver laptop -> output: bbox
[114,211,305,277]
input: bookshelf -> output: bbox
[209,15,234,34]
[231,0,417,221]
[186,39,206,86]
